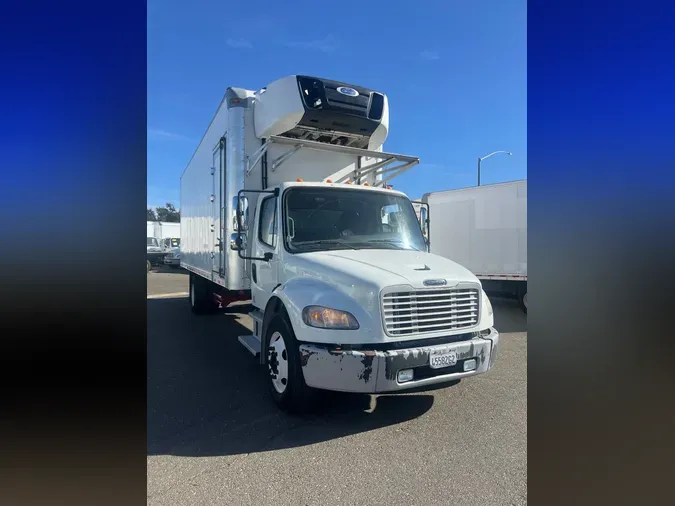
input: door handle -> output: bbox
[252,263,257,284]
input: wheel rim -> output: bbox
[268,331,289,394]
[523,292,528,309]
[190,280,195,307]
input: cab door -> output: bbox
[250,194,279,309]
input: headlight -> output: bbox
[302,306,359,330]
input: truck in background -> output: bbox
[147,221,181,246]
[163,237,182,268]
[422,180,527,312]
[147,221,181,269]
[180,74,500,412]
[155,221,180,246]
[147,221,165,270]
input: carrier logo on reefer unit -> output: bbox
[336,86,359,97]
[423,279,447,287]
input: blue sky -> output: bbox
[147,0,526,208]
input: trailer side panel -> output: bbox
[425,180,527,278]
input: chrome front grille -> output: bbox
[382,287,480,336]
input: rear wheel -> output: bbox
[189,273,217,315]
[266,314,314,413]
[147,260,152,273]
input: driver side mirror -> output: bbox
[230,233,245,251]
[233,196,249,232]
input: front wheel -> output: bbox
[518,287,528,314]
[266,315,314,413]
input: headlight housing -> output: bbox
[302,306,359,330]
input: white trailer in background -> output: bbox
[155,221,180,241]
[422,180,527,312]
[180,74,500,412]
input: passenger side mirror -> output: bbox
[420,206,429,238]
[263,252,273,262]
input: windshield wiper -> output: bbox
[363,239,420,251]
[294,240,358,250]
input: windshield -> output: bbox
[147,237,159,247]
[284,187,426,253]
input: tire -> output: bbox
[189,272,217,315]
[265,314,314,413]
[147,260,152,273]
[518,285,528,314]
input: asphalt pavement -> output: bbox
[147,269,527,505]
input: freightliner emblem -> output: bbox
[423,279,447,287]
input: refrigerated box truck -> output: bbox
[180,75,500,412]
[422,180,527,312]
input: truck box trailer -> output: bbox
[180,75,500,412]
[155,221,180,241]
[422,180,527,312]
[147,221,180,241]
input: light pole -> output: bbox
[477,151,512,186]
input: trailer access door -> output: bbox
[212,136,226,276]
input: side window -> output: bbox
[259,196,277,248]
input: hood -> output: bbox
[286,249,478,292]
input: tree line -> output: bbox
[147,203,180,222]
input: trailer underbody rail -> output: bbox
[246,135,420,187]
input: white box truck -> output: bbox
[155,222,181,267]
[180,75,500,412]
[422,180,527,313]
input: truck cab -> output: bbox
[235,180,499,411]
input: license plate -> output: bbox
[429,348,458,369]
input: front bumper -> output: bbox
[298,328,500,393]
[147,252,166,263]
